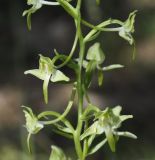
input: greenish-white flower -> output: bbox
[23,0,42,30]
[23,0,60,30]
[119,10,137,45]
[82,42,124,87]
[25,55,70,104]
[81,106,137,152]
[23,106,44,152]
[23,106,43,134]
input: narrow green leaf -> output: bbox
[80,121,104,140]
[88,135,96,147]
[80,121,98,140]
[88,139,107,155]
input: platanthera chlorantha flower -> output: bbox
[24,55,70,104]
[23,0,42,30]
[81,42,124,88]
[23,106,44,152]
[118,10,137,45]
[80,106,137,152]
[23,0,60,30]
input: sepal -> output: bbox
[86,42,105,64]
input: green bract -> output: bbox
[119,10,137,45]
[25,55,70,104]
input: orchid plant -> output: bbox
[22,0,137,160]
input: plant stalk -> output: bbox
[73,0,87,159]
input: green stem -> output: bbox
[74,40,85,159]
[82,121,88,158]
[73,0,86,159]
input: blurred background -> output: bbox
[0,0,155,159]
